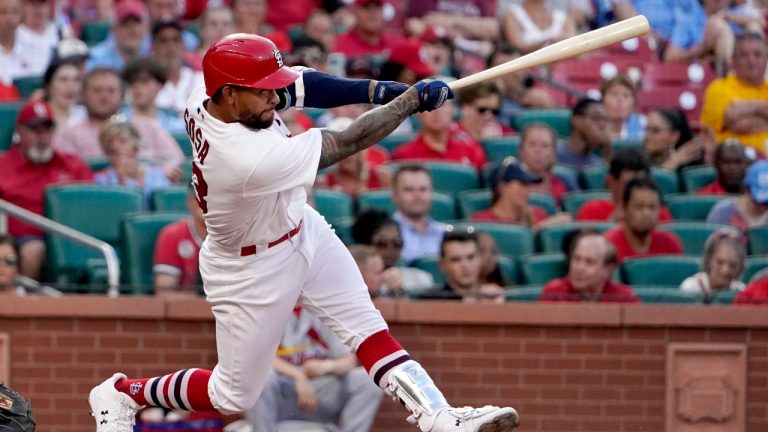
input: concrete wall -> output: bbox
[0,297,766,432]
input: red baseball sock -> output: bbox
[356,330,411,390]
[114,368,215,411]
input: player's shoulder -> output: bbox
[186,84,209,111]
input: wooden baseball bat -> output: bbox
[448,15,650,91]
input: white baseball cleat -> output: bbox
[88,373,142,432]
[411,405,519,432]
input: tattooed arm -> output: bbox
[318,88,420,169]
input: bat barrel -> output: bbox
[448,15,650,91]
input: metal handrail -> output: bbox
[0,199,120,297]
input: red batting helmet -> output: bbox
[202,33,299,96]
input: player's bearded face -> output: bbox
[235,88,277,130]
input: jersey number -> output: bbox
[191,161,209,214]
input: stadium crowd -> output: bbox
[1,0,768,429]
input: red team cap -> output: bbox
[115,0,148,23]
[16,100,54,128]
[387,39,435,79]
[202,33,300,96]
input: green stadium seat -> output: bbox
[356,190,456,222]
[552,164,579,189]
[12,76,43,99]
[743,256,768,283]
[44,185,144,291]
[513,109,571,138]
[711,289,739,305]
[302,107,326,122]
[410,255,443,284]
[650,167,680,195]
[121,212,187,294]
[496,255,519,285]
[748,227,768,256]
[681,165,716,192]
[450,222,534,257]
[457,189,490,219]
[529,193,557,216]
[535,222,616,253]
[152,186,189,212]
[0,102,22,152]
[665,194,722,221]
[504,285,543,302]
[659,222,728,255]
[86,158,111,173]
[621,256,701,286]
[611,138,643,153]
[378,133,416,155]
[423,162,480,196]
[80,20,112,46]
[480,136,520,163]
[561,190,610,215]
[580,164,607,190]
[519,253,567,285]
[173,132,192,157]
[330,217,354,245]
[313,189,353,226]
[633,287,702,304]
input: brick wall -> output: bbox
[0,297,766,432]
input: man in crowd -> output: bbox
[86,0,150,71]
[603,178,684,263]
[0,100,92,281]
[151,19,204,116]
[556,97,611,170]
[700,32,768,156]
[153,187,206,296]
[415,228,505,303]
[391,164,446,263]
[539,230,638,303]
[518,122,579,204]
[707,160,768,232]
[577,148,674,222]
[697,139,751,195]
[392,98,487,171]
[52,67,183,180]
[334,0,402,58]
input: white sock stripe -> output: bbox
[166,372,181,409]
[368,350,409,379]
[156,375,170,408]
[144,377,158,405]
[179,368,196,410]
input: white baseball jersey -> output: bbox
[184,83,321,250]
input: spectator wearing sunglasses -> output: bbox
[472,157,572,229]
[352,209,434,297]
[0,234,23,296]
[457,82,513,143]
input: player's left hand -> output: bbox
[372,81,409,105]
[303,359,333,378]
[414,79,454,112]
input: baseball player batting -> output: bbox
[88,34,519,432]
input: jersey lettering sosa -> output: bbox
[184,108,210,213]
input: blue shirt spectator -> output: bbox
[95,165,171,207]
[393,211,446,264]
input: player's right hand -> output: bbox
[414,79,453,112]
[295,376,317,411]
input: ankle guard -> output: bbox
[386,360,449,420]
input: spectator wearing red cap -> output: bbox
[406,0,499,42]
[392,98,488,170]
[86,0,151,72]
[334,0,404,58]
[0,100,92,281]
[378,38,435,85]
[419,25,455,77]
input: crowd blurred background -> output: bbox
[1,0,768,303]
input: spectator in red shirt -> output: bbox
[392,99,488,170]
[153,186,206,296]
[577,148,674,222]
[735,273,768,305]
[603,177,684,263]
[471,156,571,228]
[457,81,512,142]
[0,100,92,281]
[539,230,639,303]
[334,0,403,58]
[697,139,751,195]
[518,122,579,205]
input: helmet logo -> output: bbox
[274,49,283,68]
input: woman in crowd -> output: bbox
[501,0,577,54]
[680,229,746,301]
[94,116,171,206]
[644,108,707,171]
[42,59,84,126]
[602,74,645,140]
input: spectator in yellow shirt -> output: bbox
[700,32,768,156]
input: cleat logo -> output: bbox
[130,382,142,395]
